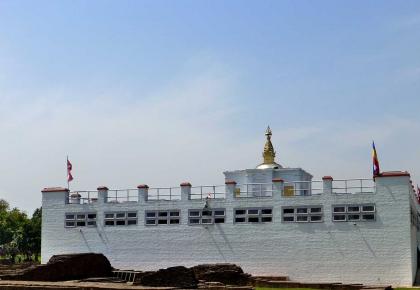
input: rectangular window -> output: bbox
[362,205,375,212]
[347,206,360,213]
[146,210,180,226]
[296,208,308,214]
[332,204,376,222]
[333,214,346,222]
[282,206,323,223]
[235,209,246,215]
[261,208,272,215]
[310,215,322,222]
[348,214,360,221]
[296,215,308,222]
[283,216,294,222]
[310,207,322,213]
[333,206,345,213]
[188,209,226,225]
[65,212,97,228]
[105,211,138,226]
[283,208,294,214]
[362,214,375,221]
[234,207,273,224]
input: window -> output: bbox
[145,210,180,226]
[234,207,273,224]
[332,204,376,222]
[188,209,226,225]
[104,211,138,226]
[282,206,323,223]
[65,212,96,228]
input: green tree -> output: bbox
[0,200,41,263]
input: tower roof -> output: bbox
[256,126,282,169]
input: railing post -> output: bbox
[322,176,333,194]
[272,178,284,200]
[225,180,237,201]
[137,184,149,202]
[180,182,192,200]
[97,186,109,204]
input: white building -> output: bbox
[41,128,420,286]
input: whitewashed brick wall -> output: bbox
[41,175,417,286]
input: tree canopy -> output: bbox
[0,199,41,262]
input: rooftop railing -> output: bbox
[147,187,182,201]
[106,189,138,203]
[190,185,226,199]
[66,178,376,204]
[235,183,274,198]
[332,179,375,194]
[282,180,323,197]
[68,191,98,204]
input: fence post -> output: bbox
[97,186,109,204]
[225,180,237,201]
[180,182,192,200]
[322,176,333,194]
[272,178,284,201]
[137,184,149,202]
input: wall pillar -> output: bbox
[225,180,237,201]
[41,187,69,205]
[272,178,284,201]
[97,186,109,204]
[137,184,149,202]
[180,182,192,200]
[322,176,333,194]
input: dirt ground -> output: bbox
[0,263,37,276]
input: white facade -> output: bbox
[41,171,419,286]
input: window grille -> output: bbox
[332,204,376,222]
[145,210,180,226]
[104,211,138,226]
[188,209,225,225]
[65,212,97,227]
[234,207,273,224]
[282,206,323,223]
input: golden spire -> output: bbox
[262,126,276,164]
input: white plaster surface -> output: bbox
[41,174,418,286]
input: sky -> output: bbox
[0,0,419,214]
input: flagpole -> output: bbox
[67,155,70,191]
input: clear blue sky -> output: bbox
[0,1,419,213]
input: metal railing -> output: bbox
[66,178,376,204]
[68,190,98,204]
[282,180,323,197]
[332,178,375,194]
[147,187,182,200]
[106,189,138,203]
[190,185,226,199]
[234,183,274,198]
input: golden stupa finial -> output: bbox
[263,126,276,164]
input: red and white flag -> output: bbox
[67,158,74,182]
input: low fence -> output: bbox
[332,179,375,194]
[147,187,182,200]
[190,185,226,199]
[67,178,376,204]
[106,189,138,203]
[68,191,98,204]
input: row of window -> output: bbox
[64,204,376,228]
[331,204,376,222]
